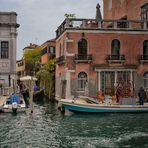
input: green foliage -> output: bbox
[45,59,55,73]
[36,69,50,81]
[36,59,55,98]
[24,48,41,64]
[64,13,76,18]
[24,47,41,74]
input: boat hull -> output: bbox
[61,100,148,113]
[3,107,27,113]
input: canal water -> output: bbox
[0,100,148,148]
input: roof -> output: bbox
[23,43,40,50]
[0,11,17,15]
[41,38,56,46]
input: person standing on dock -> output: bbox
[138,87,146,105]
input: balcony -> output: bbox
[56,18,148,37]
[139,55,148,63]
[107,55,125,64]
[56,56,65,65]
[74,54,92,63]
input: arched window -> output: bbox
[111,39,120,55]
[143,40,148,55]
[78,39,87,56]
[78,72,87,91]
[144,72,148,89]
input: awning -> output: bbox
[20,75,37,81]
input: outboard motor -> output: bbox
[12,102,18,114]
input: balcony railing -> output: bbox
[139,55,148,63]
[74,54,92,63]
[56,56,65,65]
[107,54,125,64]
[56,18,148,37]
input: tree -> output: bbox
[44,59,55,73]
[24,47,41,75]
[36,69,50,91]
[45,59,55,98]
[36,59,55,99]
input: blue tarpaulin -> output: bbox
[33,85,39,91]
[10,94,20,104]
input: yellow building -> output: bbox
[16,58,25,78]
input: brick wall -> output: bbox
[103,0,148,20]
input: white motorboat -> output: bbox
[2,93,27,113]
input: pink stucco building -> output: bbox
[55,1,148,99]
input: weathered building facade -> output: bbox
[16,58,25,77]
[104,0,148,20]
[0,12,19,89]
[55,1,148,100]
[41,39,55,65]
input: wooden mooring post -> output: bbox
[29,77,33,113]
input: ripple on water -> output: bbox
[1,102,148,148]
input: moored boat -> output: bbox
[60,97,148,113]
[2,93,26,113]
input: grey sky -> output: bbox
[0,0,103,59]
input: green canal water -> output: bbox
[0,100,148,148]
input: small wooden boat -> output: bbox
[60,97,148,113]
[2,93,26,113]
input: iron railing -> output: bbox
[107,54,125,64]
[74,54,92,63]
[139,55,148,63]
[56,18,148,37]
[56,56,65,64]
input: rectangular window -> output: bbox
[141,3,148,20]
[1,41,9,59]
[48,46,55,53]
[141,3,148,28]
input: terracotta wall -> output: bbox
[41,40,55,65]
[56,31,148,78]
[103,0,148,20]
[41,54,49,64]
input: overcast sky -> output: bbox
[0,0,103,60]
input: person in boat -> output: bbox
[97,90,105,103]
[138,87,146,105]
[112,95,117,103]
[21,84,29,108]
